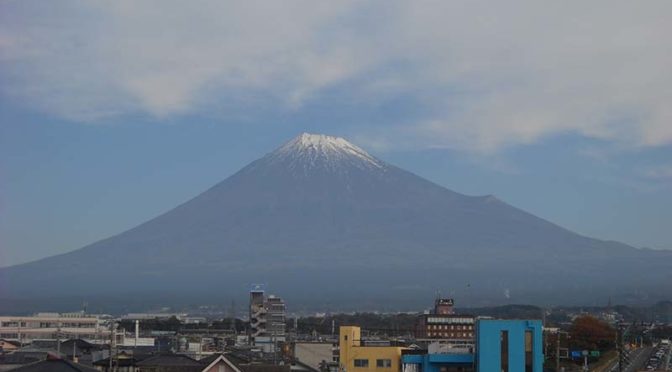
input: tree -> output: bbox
[117,316,183,333]
[569,315,615,352]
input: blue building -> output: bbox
[402,319,543,372]
[402,352,474,372]
[476,320,543,372]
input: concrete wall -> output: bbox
[295,342,333,370]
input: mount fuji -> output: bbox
[1,133,671,311]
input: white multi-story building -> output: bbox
[266,295,286,339]
[0,313,110,343]
[248,286,286,353]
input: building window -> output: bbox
[525,330,533,372]
[376,359,392,368]
[354,359,369,368]
[501,331,509,372]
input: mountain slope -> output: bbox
[1,133,671,309]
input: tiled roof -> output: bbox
[136,353,203,366]
[240,364,291,372]
[9,355,98,372]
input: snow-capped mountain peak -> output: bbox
[270,133,384,170]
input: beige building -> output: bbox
[339,326,405,372]
[0,313,109,342]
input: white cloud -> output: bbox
[1,0,671,152]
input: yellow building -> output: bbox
[339,326,405,372]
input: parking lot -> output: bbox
[643,341,670,371]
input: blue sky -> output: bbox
[1,0,671,266]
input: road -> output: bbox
[606,347,652,372]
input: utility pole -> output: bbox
[109,322,117,372]
[616,325,621,372]
[230,300,237,335]
[554,330,570,372]
[556,332,560,372]
[17,320,22,347]
[617,324,625,372]
[56,321,62,356]
[542,308,547,366]
[109,323,113,372]
[272,328,277,365]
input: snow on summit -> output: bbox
[270,133,385,170]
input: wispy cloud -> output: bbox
[641,165,672,181]
[1,0,671,153]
